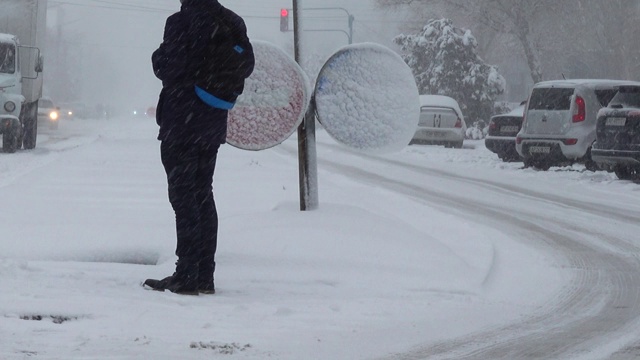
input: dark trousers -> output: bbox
[160,140,220,283]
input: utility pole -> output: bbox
[293,0,319,211]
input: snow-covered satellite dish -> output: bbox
[315,43,420,154]
[227,41,310,151]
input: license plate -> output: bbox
[529,146,550,154]
[606,117,626,126]
[423,131,445,138]
[500,125,519,133]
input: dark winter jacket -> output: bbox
[152,0,254,144]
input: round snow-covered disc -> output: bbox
[315,43,420,153]
[227,41,310,151]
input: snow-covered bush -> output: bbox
[466,120,488,140]
[394,18,506,125]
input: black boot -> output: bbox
[144,258,199,295]
[143,275,199,295]
[198,259,216,294]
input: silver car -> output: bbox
[516,79,638,170]
[410,95,466,148]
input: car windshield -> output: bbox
[528,88,574,110]
[609,87,640,108]
[0,42,16,74]
[39,99,54,108]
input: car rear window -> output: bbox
[609,86,640,108]
[419,107,458,125]
[594,89,618,107]
[528,88,574,110]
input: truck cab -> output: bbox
[0,0,47,153]
[0,35,26,152]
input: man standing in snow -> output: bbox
[144,0,254,295]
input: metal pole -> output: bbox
[293,0,319,211]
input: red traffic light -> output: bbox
[280,8,289,32]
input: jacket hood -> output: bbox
[181,0,220,9]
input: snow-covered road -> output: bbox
[291,140,640,359]
[2,116,640,359]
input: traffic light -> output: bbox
[280,8,289,32]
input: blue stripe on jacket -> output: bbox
[195,86,236,110]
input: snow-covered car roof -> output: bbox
[533,79,640,89]
[419,95,463,118]
[492,105,525,118]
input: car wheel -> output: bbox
[523,158,534,168]
[583,145,600,172]
[584,159,600,172]
[508,153,522,162]
[525,159,550,171]
[454,141,463,149]
[614,166,640,180]
[536,161,552,171]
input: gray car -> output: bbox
[37,97,59,129]
[410,95,466,148]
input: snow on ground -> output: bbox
[0,114,628,359]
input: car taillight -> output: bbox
[628,111,640,117]
[516,136,523,145]
[488,120,497,131]
[572,96,586,122]
[455,118,462,128]
[564,138,578,145]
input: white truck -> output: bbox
[0,0,46,153]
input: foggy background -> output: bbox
[45,0,397,115]
[44,0,640,115]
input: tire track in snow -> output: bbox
[276,143,640,359]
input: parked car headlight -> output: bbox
[49,111,59,120]
[4,101,16,112]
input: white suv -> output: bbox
[516,79,637,170]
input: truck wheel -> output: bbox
[2,123,19,153]
[22,102,38,149]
